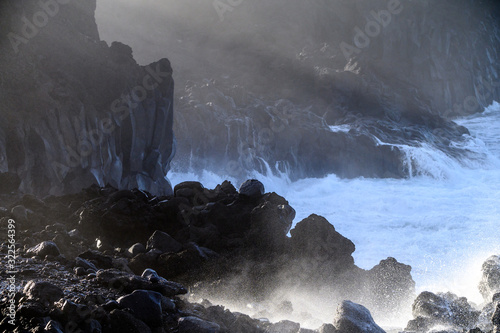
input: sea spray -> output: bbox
[169,102,500,325]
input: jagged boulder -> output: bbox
[128,243,147,257]
[477,294,500,333]
[290,214,355,280]
[365,257,415,318]
[77,188,175,246]
[156,244,218,279]
[78,249,114,269]
[333,300,385,333]
[26,241,61,258]
[239,179,265,199]
[318,323,337,333]
[109,309,152,333]
[117,290,163,327]
[96,269,187,297]
[479,255,500,302]
[23,281,64,304]
[248,198,295,250]
[406,291,480,332]
[493,303,500,333]
[146,230,182,253]
[174,181,207,203]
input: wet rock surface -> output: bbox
[480,256,500,302]
[239,179,266,199]
[26,241,61,258]
[404,291,481,333]
[23,280,64,304]
[289,214,355,279]
[0,182,403,333]
[117,290,163,327]
[178,316,221,333]
[146,230,182,254]
[363,257,415,321]
[333,300,385,333]
[398,264,500,333]
[1,182,498,333]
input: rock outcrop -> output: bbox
[333,301,385,333]
[476,256,500,332]
[98,0,500,181]
[5,183,500,333]
[479,255,500,303]
[71,180,414,325]
[363,257,415,320]
[289,214,356,282]
[0,180,414,331]
[399,255,500,333]
[405,291,480,332]
[3,0,499,191]
[0,0,175,196]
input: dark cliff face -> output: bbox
[1,0,498,191]
[326,0,500,118]
[97,0,500,180]
[196,0,500,118]
[0,0,175,196]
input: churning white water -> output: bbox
[169,102,500,310]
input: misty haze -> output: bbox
[0,0,499,332]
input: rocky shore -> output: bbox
[2,0,500,198]
[2,1,499,332]
[0,179,499,333]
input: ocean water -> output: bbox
[168,102,500,319]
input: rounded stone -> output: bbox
[238,179,265,198]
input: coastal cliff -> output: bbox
[0,0,175,196]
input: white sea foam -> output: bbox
[168,102,500,326]
[329,124,352,133]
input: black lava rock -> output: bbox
[118,289,163,327]
[239,179,265,198]
[333,301,385,333]
[146,230,182,253]
[26,241,61,258]
[108,309,152,333]
[23,281,64,304]
[178,316,221,333]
